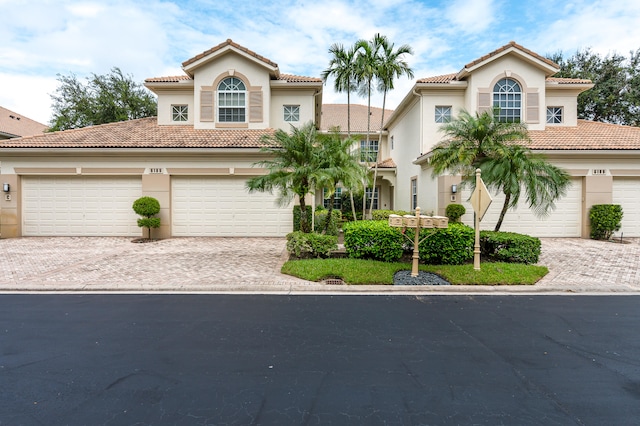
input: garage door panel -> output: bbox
[23,176,142,236]
[459,178,582,237]
[172,176,292,237]
[612,178,640,237]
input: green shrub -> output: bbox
[480,231,541,264]
[371,210,411,220]
[589,204,623,240]
[132,196,161,239]
[445,204,466,222]
[286,231,338,259]
[293,205,313,232]
[416,223,474,265]
[314,209,342,236]
[343,220,404,262]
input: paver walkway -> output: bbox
[0,236,638,293]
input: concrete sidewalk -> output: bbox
[0,236,639,293]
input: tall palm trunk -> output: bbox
[494,192,511,232]
[363,78,372,219]
[347,87,358,222]
[368,88,387,216]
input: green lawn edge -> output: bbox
[281,258,548,285]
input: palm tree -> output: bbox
[354,34,385,218]
[430,109,571,231]
[321,43,360,220]
[429,109,530,178]
[367,37,413,217]
[246,122,327,233]
[316,131,367,233]
[479,144,571,231]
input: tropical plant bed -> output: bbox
[281,258,548,285]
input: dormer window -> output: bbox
[493,78,521,122]
[217,77,246,122]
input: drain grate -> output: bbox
[324,278,345,285]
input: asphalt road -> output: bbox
[1,295,639,425]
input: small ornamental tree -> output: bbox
[445,203,466,222]
[589,204,623,240]
[133,196,161,239]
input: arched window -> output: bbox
[493,78,521,122]
[217,77,246,122]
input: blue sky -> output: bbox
[1,0,639,124]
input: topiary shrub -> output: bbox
[589,204,623,240]
[480,231,541,264]
[286,231,338,259]
[343,220,404,262]
[314,209,342,236]
[371,210,412,221]
[132,196,161,239]
[445,203,466,222]
[416,223,474,265]
[293,205,313,232]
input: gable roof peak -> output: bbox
[457,41,559,79]
[182,39,279,77]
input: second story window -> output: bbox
[284,105,300,122]
[323,187,342,209]
[360,139,379,162]
[172,105,188,122]
[218,77,246,122]
[435,106,452,123]
[547,107,563,124]
[493,78,521,122]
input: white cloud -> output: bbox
[0,73,58,124]
[444,0,496,34]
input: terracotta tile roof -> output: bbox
[546,77,593,84]
[144,75,193,83]
[464,41,559,70]
[0,117,276,149]
[320,104,394,133]
[0,106,48,138]
[417,73,458,84]
[528,120,640,150]
[277,73,322,83]
[182,39,278,69]
[376,158,396,168]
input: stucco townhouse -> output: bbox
[1,40,639,239]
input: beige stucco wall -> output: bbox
[545,89,580,127]
[156,91,195,126]
[269,89,317,130]
[420,89,466,154]
[0,150,275,238]
[388,97,421,213]
[192,54,273,130]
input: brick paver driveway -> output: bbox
[0,237,311,291]
[0,237,639,292]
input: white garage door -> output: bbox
[460,177,582,237]
[612,178,640,237]
[22,176,142,236]
[171,176,292,236]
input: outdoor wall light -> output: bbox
[2,183,9,193]
[451,184,457,194]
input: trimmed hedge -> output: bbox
[445,204,466,222]
[589,204,623,240]
[416,223,474,265]
[314,209,342,236]
[371,209,412,220]
[343,220,404,262]
[480,231,541,264]
[293,205,313,232]
[286,231,338,259]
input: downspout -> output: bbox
[412,88,423,157]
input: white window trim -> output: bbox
[217,77,247,123]
[493,78,522,122]
[172,104,188,122]
[546,106,563,124]
[284,105,300,122]
[435,106,452,123]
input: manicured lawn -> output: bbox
[281,258,548,285]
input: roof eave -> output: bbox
[182,45,279,78]
[457,47,559,79]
